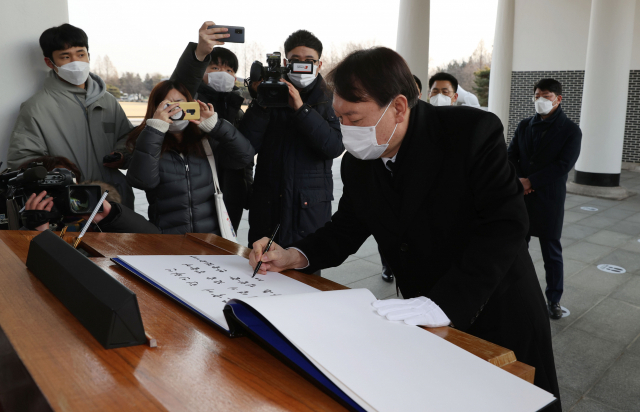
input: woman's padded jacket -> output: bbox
[126,118,255,234]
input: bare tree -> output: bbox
[428,41,492,93]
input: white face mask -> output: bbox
[206,71,236,92]
[53,60,91,85]
[534,96,557,115]
[340,100,398,160]
[430,93,452,106]
[168,120,189,132]
[288,64,318,88]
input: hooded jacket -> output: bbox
[240,74,344,248]
[7,71,135,208]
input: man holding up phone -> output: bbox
[170,22,252,231]
[240,30,344,259]
[7,24,136,208]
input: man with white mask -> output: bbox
[428,72,459,106]
[239,29,343,260]
[508,79,582,321]
[171,22,252,231]
[248,47,561,409]
[7,24,136,208]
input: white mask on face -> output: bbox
[534,96,557,115]
[429,93,452,106]
[340,100,398,160]
[206,71,236,92]
[288,64,318,88]
[53,61,91,85]
[168,120,189,132]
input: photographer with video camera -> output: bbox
[3,156,159,233]
[169,22,253,232]
[240,30,343,255]
[125,80,254,235]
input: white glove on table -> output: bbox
[372,296,451,327]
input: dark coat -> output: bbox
[292,102,560,407]
[96,202,161,234]
[507,106,582,239]
[126,121,255,234]
[240,74,344,247]
[170,43,253,231]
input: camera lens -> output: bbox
[69,188,91,213]
[236,29,242,34]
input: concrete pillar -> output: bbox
[396,0,430,100]
[571,0,636,197]
[0,0,69,168]
[488,0,515,133]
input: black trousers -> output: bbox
[526,235,564,304]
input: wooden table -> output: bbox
[0,231,534,412]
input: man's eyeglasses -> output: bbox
[293,59,318,65]
[532,95,555,102]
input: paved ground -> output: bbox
[134,160,640,411]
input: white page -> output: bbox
[116,255,319,331]
[239,289,556,412]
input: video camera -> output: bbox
[0,163,103,230]
[248,52,314,107]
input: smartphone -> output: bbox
[171,102,200,120]
[207,25,245,43]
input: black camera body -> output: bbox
[249,52,315,108]
[0,163,103,229]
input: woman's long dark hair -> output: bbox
[126,80,204,157]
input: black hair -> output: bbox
[428,72,458,92]
[534,78,562,96]
[327,47,419,109]
[208,47,239,73]
[39,24,89,61]
[413,75,422,92]
[284,30,323,58]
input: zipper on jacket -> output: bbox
[174,151,195,232]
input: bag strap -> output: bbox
[201,137,222,195]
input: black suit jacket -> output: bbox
[507,106,582,239]
[292,101,560,404]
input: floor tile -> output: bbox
[552,328,625,393]
[353,236,381,258]
[575,215,619,230]
[321,258,381,285]
[585,230,633,248]
[345,274,397,300]
[550,284,606,328]
[571,398,623,412]
[572,297,640,345]
[562,224,601,240]
[565,265,631,295]
[611,276,640,307]
[618,237,640,254]
[563,242,614,264]
[588,352,640,411]
[598,207,637,221]
[624,212,640,223]
[607,221,640,236]
[594,249,640,274]
[558,386,582,410]
[564,258,589,278]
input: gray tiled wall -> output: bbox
[623,70,640,163]
[507,70,584,144]
[507,70,640,164]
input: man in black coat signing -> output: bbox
[248,47,561,410]
[240,30,344,253]
[508,79,582,320]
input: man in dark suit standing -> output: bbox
[249,47,561,409]
[507,79,582,320]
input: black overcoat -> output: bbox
[507,106,582,239]
[293,101,561,409]
[240,74,344,247]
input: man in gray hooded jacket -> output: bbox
[7,24,134,208]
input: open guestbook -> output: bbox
[113,254,556,412]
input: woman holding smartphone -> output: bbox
[126,80,254,234]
